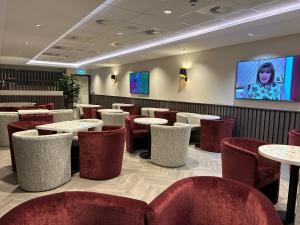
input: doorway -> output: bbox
[75,75,91,104]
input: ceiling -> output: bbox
[1,0,300,68]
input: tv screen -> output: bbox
[235,56,300,101]
[130,71,149,94]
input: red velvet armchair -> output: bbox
[147,176,282,225]
[0,192,147,225]
[120,105,141,115]
[199,118,234,152]
[7,121,50,172]
[125,115,149,153]
[289,129,300,146]
[78,126,126,180]
[221,137,281,204]
[154,110,178,125]
[19,114,54,123]
[83,106,103,119]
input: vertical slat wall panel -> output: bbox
[92,94,300,144]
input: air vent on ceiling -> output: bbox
[209,6,233,14]
[126,25,140,31]
[145,28,160,36]
[110,42,122,47]
[42,52,61,57]
[65,35,80,41]
[96,19,106,25]
[52,45,72,51]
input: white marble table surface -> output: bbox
[112,103,134,109]
[75,104,100,108]
[36,119,103,133]
[18,109,50,115]
[134,117,168,126]
[258,144,300,166]
[98,109,123,113]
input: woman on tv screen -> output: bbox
[246,62,286,100]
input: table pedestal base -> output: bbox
[139,151,150,159]
[278,211,295,225]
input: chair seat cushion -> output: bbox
[133,129,148,138]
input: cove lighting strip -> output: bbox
[28,1,300,68]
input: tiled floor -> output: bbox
[0,145,290,218]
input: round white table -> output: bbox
[259,144,300,225]
[112,103,134,109]
[97,109,123,113]
[141,107,169,117]
[134,118,168,159]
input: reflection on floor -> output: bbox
[0,145,289,217]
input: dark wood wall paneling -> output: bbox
[0,67,65,109]
[0,68,63,91]
[92,95,300,144]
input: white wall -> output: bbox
[91,34,300,111]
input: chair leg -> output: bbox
[260,180,280,204]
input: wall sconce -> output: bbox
[179,68,187,81]
[111,74,117,85]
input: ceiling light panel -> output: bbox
[28,0,300,67]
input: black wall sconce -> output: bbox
[111,74,117,84]
[179,68,187,81]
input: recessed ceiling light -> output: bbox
[247,33,255,37]
[25,41,29,45]
[116,32,123,35]
[34,24,44,28]
[163,10,173,14]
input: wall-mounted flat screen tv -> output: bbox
[235,56,300,102]
[130,71,149,94]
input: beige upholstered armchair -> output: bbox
[12,129,73,191]
[0,112,19,147]
[101,112,129,127]
[151,123,191,167]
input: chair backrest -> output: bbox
[201,118,235,135]
[176,112,197,123]
[12,129,73,191]
[78,126,126,179]
[221,137,268,186]
[83,107,103,119]
[51,109,73,122]
[289,129,300,146]
[101,112,129,127]
[120,105,140,115]
[147,176,282,225]
[150,123,191,167]
[0,112,19,146]
[154,111,178,126]
[0,191,147,225]
[19,114,54,123]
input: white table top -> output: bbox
[188,114,220,120]
[134,117,168,125]
[141,107,169,112]
[98,109,123,113]
[75,104,100,108]
[18,109,50,115]
[112,103,134,109]
[258,144,300,166]
[36,119,103,133]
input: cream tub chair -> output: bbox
[0,112,19,147]
[12,129,73,192]
[151,123,191,167]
